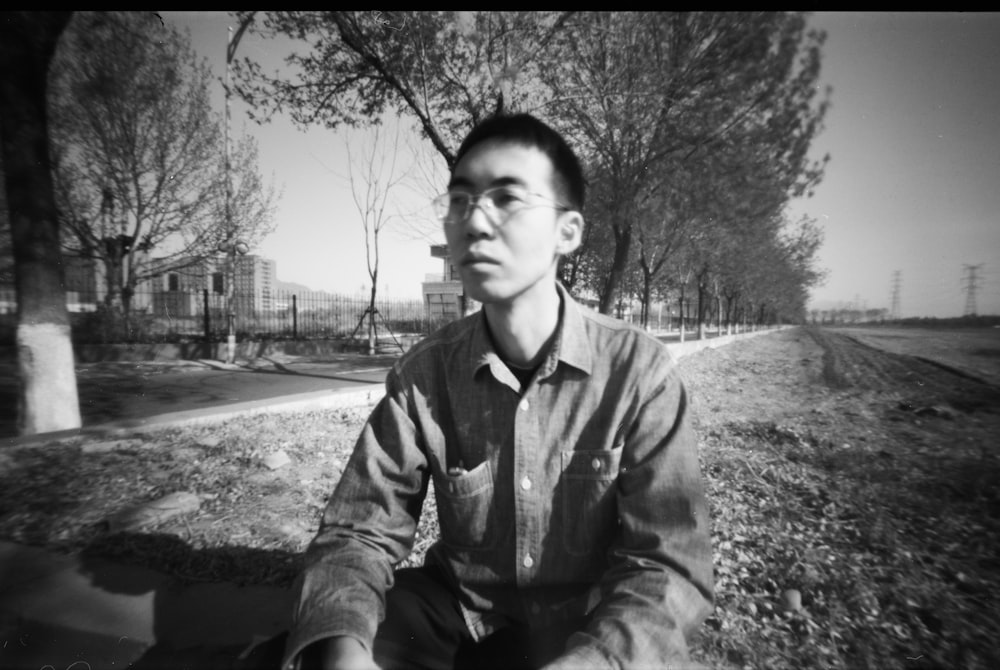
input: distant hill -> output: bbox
[275,279,317,294]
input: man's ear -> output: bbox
[555,211,584,256]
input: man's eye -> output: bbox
[490,188,524,209]
[448,193,470,208]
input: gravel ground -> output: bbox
[1,325,998,668]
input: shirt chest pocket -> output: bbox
[433,459,496,551]
[560,446,623,556]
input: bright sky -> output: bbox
[163,11,1000,316]
[788,12,1000,318]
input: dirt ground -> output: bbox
[682,326,1000,668]
[1,325,998,667]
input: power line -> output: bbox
[962,263,983,316]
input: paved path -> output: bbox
[0,353,397,440]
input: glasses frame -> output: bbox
[433,185,570,228]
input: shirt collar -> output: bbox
[469,283,593,380]
[552,282,593,376]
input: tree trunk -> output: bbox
[716,292,723,336]
[102,246,127,341]
[599,221,631,316]
[696,277,706,341]
[640,269,653,329]
[1,12,81,435]
[367,275,377,356]
[678,293,685,343]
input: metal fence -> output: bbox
[0,285,435,345]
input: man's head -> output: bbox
[452,113,585,212]
[441,113,586,308]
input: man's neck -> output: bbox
[483,283,561,369]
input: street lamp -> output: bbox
[222,14,255,364]
[219,237,249,364]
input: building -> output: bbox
[151,254,277,321]
[421,244,478,325]
[0,253,114,315]
[237,254,277,314]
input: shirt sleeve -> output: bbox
[281,368,428,670]
[545,353,714,669]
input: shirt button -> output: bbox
[523,554,534,569]
[591,457,602,471]
[520,476,532,491]
[519,399,530,412]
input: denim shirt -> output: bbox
[282,286,713,669]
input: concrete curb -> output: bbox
[1,384,386,449]
[667,326,790,360]
[103,385,386,433]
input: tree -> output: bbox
[0,11,81,435]
[48,11,278,340]
[343,120,411,354]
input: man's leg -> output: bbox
[374,565,540,670]
[373,565,473,670]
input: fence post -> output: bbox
[202,288,210,341]
[292,294,298,339]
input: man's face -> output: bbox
[444,140,580,307]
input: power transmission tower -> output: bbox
[889,270,901,320]
[962,264,982,317]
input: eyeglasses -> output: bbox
[432,185,569,227]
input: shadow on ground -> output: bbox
[1,533,296,670]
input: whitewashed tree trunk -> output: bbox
[1,12,81,436]
[17,323,80,433]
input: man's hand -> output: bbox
[303,636,379,670]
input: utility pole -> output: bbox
[962,263,982,317]
[890,270,901,320]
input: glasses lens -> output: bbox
[435,193,468,222]
[436,186,542,226]
[485,186,527,214]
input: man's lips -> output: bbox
[461,253,500,266]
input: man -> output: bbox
[281,113,713,670]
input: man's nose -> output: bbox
[463,199,495,237]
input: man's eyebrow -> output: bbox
[446,175,526,191]
[447,176,474,191]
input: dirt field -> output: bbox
[832,325,1000,386]
[1,325,998,668]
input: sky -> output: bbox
[162,11,1000,317]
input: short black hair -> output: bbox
[452,113,585,212]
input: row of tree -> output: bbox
[232,11,830,328]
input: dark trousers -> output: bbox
[373,565,579,670]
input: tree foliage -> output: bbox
[544,12,829,314]
[48,11,278,332]
[233,11,572,170]
[233,11,830,324]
